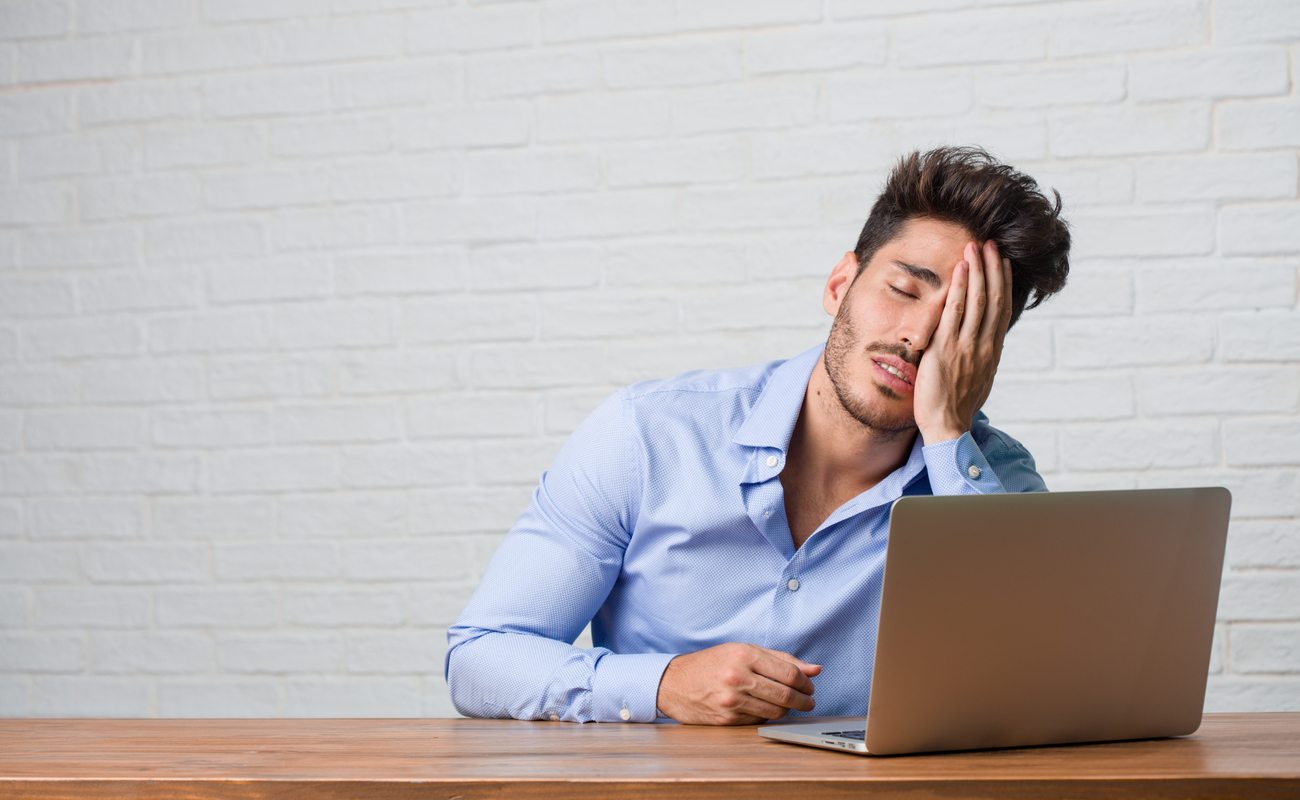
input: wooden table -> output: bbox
[1,713,1298,799]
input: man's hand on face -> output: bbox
[654,643,822,725]
[912,239,1014,445]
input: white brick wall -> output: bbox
[1,0,1297,718]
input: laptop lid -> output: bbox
[861,486,1230,755]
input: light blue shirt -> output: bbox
[445,342,1045,723]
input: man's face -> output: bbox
[822,216,976,435]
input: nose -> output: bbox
[899,306,942,355]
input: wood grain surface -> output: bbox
[1,713,1298,799]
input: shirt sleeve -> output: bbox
[444,387,675,723]
[920,412,1047,495]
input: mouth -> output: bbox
[870,356,916,394]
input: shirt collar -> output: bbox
[732,341,825,453]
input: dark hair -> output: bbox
[854,146,1070,328]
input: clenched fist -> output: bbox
[655,643,822,725]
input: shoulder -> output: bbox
[623,359,774,403]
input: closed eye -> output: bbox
[889,285,917,300]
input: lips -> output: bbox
[870,354,916,392]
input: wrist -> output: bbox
[918,424,966,445]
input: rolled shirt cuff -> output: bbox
[921,431,1005,494]
[591,651,677,723]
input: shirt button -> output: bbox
[619,707,632,721]
[787,578,800,591]
[967,465,982,479]
[766,455,779,468]
[549,712,559,721]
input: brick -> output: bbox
[202,0,315,21]
[0,277,75,317]
[0,1,72,38]
[0,412,16,451]
[895,7,1048,67]
[1052,103,1210,157]
[681,183,823,232]
[392,102,530,151]
[745,25,887,75]
[464,51,597,99]
[29,498,144,540]
[409,487,532,534]
[676,0,819,30]
[0,503,20,539]
[1137,260,1296,312]
[983,376,1134,423]
[215,542,338,580]
[31,676,151,716]
[603,339,751,386]
[0,184,72,226]
[331,156,460,202]
[285,677,421,716]
[827,73,971,123]
[347,630,443,673]
[337,349,463,395]
[144,218,264,261]
[468,343,606,389]
[678,79,820,134]
[602,239,750,288]
[83,361,203,404]
[1137,469,1300,519]
[84,543,209,583]
[538,90,672,142]
[680,283,828,334]
[208,356,332,400]
[474,440,563,486]
[157,587,279,628]
[1224,418,1300,467]
[1219,573,1300,621]
[270,206,398,251]
[1138,153,1297,204]
[204,167,332,210]
[539,189,676,239]
[331,62,459,110]
[1220,312,1300,362]
[0,587,28,625]
[976,64,1126,109]
[79,0,194,33]
[271,117,391,158]
[540,0,675,44]
[404,197,536,244]
[1030,265,1134,318]
[1214,0,1300,44]
[831,0,974,17]
[148,309,272,354]
[273,302,395,349]
[897,117,1051,164]
[541,295,677,340]
[142,28,263,74]
[16,38,134,84]
[1028,161,1134,207]
[283,588,404,626]
[0,680,29,715]
[218,633,344,673]
[23,225,137,268]
[1139,367,1298,416]
[275,401,401,444]
[0,543,78,580]
[154,496,274,540]
[1218,98,1300,150]
[341,538,475,581]
[748,129,892,181]
[404,295,535,345]
[1132,47,1289,101]
[1221,203,1300,256]
[207,256,331,304]
[262,15,401,64]
[1060,420,1218,470]
[0,368,80,405]
[34,586,151,627]
[1058,316,1214,367]
[0,634,83,672]
[603,40,742,88]
[157,679,280,716]
[340,443,470,489]
[408,5,536,53]
[1227,519,1300,568]
[465,150,599,196]
[278,491,406,538]
[83,454,201,494]
[406,394,538,439]
[210,450,337,494]
[144,123,264,169]
[204,71,332,118]
[1050,0,1205,57]
[22,318,139,360]
[79,80,200,127]
[1068,207,1215,258]
[81,269,202,313]
[153,408,272,448]
[604,137,747,187]
[0,90,71,137]
[25,409,145,450]
[1232,625,1300,673]
[335,250,466,297]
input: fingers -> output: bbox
[979,242,1006,343]
[960,241,987,342]
[756,646,821,677]
[936,258,968,345]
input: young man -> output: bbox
[446,146,1072,725]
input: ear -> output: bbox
[823,251,859,317]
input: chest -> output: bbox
[782,476,859,550]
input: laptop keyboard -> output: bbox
[821,730,866,740]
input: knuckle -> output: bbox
[719,668,743,688]
[717,692,741,710]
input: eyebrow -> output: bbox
[891,260,942,289]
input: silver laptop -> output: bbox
[759,486,1231,756]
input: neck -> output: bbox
[787,354,918,492]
